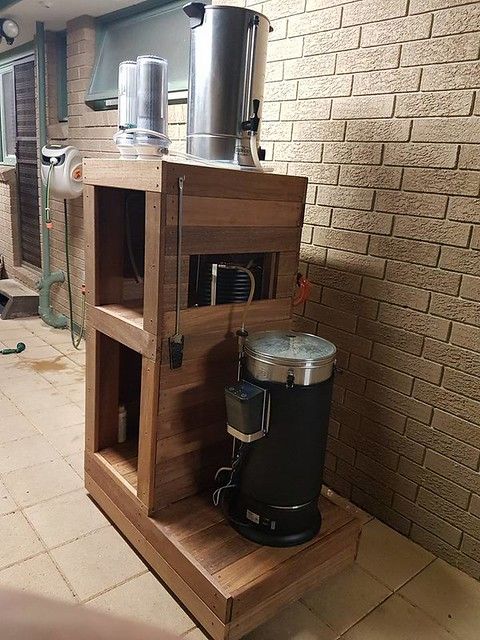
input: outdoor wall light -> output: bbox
[0,19,19,46]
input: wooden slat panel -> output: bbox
[86,453,360,639]
[165,195,303,228]
[213,498,349,593]
[182,522,259,576]
[85,329,120,453]
[83,158,162,192]
[227,532,358,640]
[156,421,226,459]
[232,520,360,619]
[157,376,230,423]
[99,443,138,490]
[165,226,300,256]
[163,298,291,336]
[154,463,224,511]
[83,158,307,203]
[163,161,308,202]
[155,445,228,488]
[137,357,160,512]
[87,304,156,360]
[143,192,164,337]
[158,318,290,366]
[159,492,225,541]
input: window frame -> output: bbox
[0,45,35,167]
[85,0,202,110]
[0,64,16,166]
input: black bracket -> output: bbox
[242,99,261,134]
[169,334,185,370]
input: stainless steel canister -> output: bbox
[244,331,337,387]
[183,3,271,167]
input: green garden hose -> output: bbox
[0,342,26,355]
[45,163,53,228]
[63,199,86,350]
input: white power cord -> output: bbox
[113,128,268,172]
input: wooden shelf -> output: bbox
[86,452,361,640]
[87,301,157,359]
[100,301,144,329]
[98,440,138,492]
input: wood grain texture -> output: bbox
[164,226,301,256]
[83,158,162,192]
[143,192,165,337]
[87,303,157,359]
[165,195,303,227]
[137,358,160,512]
[162,160,308,202]
[85,329,120,453]
[163,298,292,336]
[83,184,97,307]
[86,453,360,640]
[84,158,313,586]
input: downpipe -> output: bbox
[37,269,67,328]
[35,21,67,328]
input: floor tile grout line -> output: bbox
[301,586,392,638]
[20,496,111,551]
[78,568,151,606]
[0,456,84,509]
[0,548,48,574]
[336,589,395,639]
[391,555,437,593]
[395,590,465,640]
[44,546,81,604]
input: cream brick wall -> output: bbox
[46,16,187,324]
[221,0,480,578]
[1,0,479,579]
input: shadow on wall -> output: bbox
[289,133,477,555]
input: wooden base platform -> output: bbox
[86,451,361,640]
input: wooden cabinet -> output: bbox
[84,158,360,639]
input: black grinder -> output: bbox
[223,330,336,547]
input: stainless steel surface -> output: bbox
[136,55,168,134]
[228,424,265,442]
[245,331,337,386]
[135,55,169,156]
[117,61,137,128]
[184,3,270,166]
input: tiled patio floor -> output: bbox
[1,316,480,639]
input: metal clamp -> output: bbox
[227,385,271,443]
[286,368,295,389]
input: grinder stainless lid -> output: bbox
[244,331,336,386]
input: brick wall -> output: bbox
[46,16,186,323]
[225,0,480,577]
[1,0,479,578]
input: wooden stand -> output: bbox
[84,158,361,639]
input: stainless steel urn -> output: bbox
[183,3,271,167]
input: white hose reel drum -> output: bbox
[40,145,83,200]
